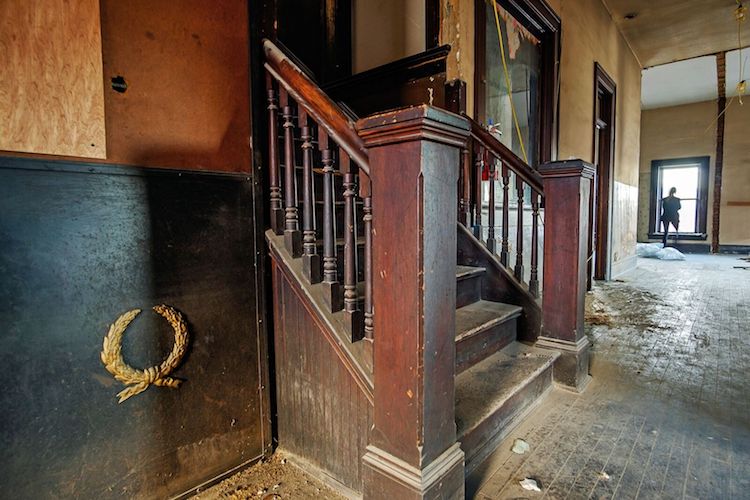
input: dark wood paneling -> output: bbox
[271,259,372,492]
[0,158,268,498]
[324,46,450,118]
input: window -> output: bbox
[649,157,710,238]
[475,0,560,167]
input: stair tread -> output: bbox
[455,342,558,439]
[456,265,486,280]
[455,300,521,342]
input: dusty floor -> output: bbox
[195,453,344,499]
[470,254,750,499]
[204,254,749,499]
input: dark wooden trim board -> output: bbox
[426,0,441,49]
[591,62,616,284]
[713,52,726,253]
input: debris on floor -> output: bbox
[511,438,530,454]
[519,477,542,492]
[195,453,345,500]
[585,298,614,326]
[597,471,610,481]
[636,243,686,261]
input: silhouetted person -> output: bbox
[661,187,681,247]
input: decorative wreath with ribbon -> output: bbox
[100,305,189,403]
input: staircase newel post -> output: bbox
[357,106,469,500]
[537,159,595,392]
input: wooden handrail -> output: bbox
[263,39,370,175]
[466,116,543,194]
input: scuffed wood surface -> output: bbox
[0,0,106,158]
[271,260,372,493]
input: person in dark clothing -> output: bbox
[661,187,681,247]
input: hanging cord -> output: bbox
[491,0,529,164]
[705,1,747,133]
[736,0,747,104]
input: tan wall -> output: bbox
[639,100,750,247]
[1,0,251,173]
[443,0,641,276]
[637,101,716,244]
[353,0,425,73]
[100,0,251,172]
[721,102,750,245]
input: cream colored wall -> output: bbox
[443,0,641,276]
[638,100,750,247]
[637,101,716,244]
[718,102,750,245]
[353,0,425,73]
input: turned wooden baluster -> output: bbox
[280,89,302,257]
[459,144,472,226]
[266,75,284,235]
[473,144,484,238]
[529,191,540,297]
[487,153,497,253]
[361,174,374,341]
[341,151,363,340]
[319,129,343,312]
[500,163,510,267]
[299,109,321,283]
[514,176,525,281]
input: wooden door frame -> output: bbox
[473,0,561,166]
[590,62,616,284]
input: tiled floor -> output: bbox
[470,254,750,499]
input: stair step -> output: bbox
[456,265,485,308]
[455,300,521,373]
[456,342,559,474]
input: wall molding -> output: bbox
[0,155,252,181]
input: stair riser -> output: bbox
[456,318,517,374]
[456,274,483,308]
[460,362,553,475]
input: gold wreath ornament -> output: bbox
[100,305,189,403]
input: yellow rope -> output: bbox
[491,0,529,163]
[736,1,747,104]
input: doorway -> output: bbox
[589,62,616,289]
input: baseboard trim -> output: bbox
[281,449,363,499]
[610,254,636,279]
[720,245,750,255]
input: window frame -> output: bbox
[648,156,710,240]
[473,0,560,166]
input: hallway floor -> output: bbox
[470,254,750,499]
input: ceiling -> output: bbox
[602,0,745,67]
[641,48,747,109]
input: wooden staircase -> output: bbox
[453,264,558,473]
[263,38,592,499]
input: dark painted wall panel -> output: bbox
[0,158,268,498]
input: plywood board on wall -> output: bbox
[0,0,106,158]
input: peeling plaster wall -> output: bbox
[441,0,476,115]
[556,0,641,274]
